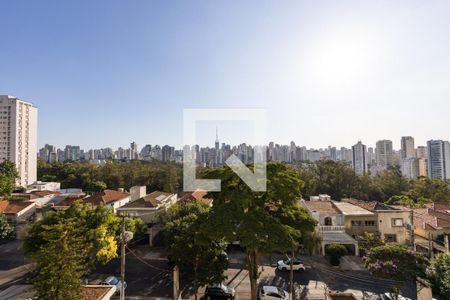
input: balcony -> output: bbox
[319,225,345,232]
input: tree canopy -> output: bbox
[203,162,317,300]
[0,213,13,240]
[164,202,228,300]
[37,159,181,193]
[0,160,19,197]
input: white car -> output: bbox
[101,276,126,294]
[381,293,411,300]
[277,258,305,271]
[258,286,289,300]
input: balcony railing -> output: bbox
[319,225,345,232]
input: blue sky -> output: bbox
[1,1,449,150]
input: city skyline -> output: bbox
[1,1,450,150]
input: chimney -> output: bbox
[130,186,146,201]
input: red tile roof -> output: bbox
[413,207,450,230]
[301,200,340,214]
[178,189,213,206]
[84,189,129,206]
[82,286,113,300]
[0,200,35,215]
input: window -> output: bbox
[324,217,332,226]
[391,218,403,227]
[385,234,397,242]
[365,220,376,226]
[351,220,361,226]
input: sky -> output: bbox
[1,1,449,150]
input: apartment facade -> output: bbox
[427,140,450,180]
[0,95,38,187]
[375,139,394,168]
[352,141,367,175]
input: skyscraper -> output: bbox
[375,140,394,168]
[352,141,367,175]
[401,136,416,159]
[0,95,38,187]
[427,140,450,180]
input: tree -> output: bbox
[365,244,428,299]
[32,219,89,300]
[0,213,13,240]
[302,230,323,256]
[86,180,107,193]
[407,177,450,204]
[426,253,450,299]
[21,202,119,298]
[125,217,148,242]
[0,160,18,197]
[164,202,228,300]
[357,232,384,256]
[203,162,317,300]
[325,244,348,266]
[373,168,410,201]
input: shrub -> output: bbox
[325,243,348,266]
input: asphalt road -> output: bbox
[0,240,26,271]
[0,240,415,299]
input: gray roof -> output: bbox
[322,232,357,244]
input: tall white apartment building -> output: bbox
[427,140,450,180]
[0,95,38,187]
[352,141,367,175]
[400,136,416,159]
[375,140,394,168]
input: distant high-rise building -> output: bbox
[0,95,38,187]
[416,146,427,159]
[130,142,138,160]
[401,158,419,179]
[375,140,394,168]
[352,141,367,175]
[401,136,416,159]
[215,127,219,151]
[427,140,450,180]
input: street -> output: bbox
[0,241,415,299]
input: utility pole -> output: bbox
[290,250,294,300]
[120,214,126,300]
[409,209,415,251]
[428,232,433,258]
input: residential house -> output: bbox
[83,189,132,213]
[333,201,377,237]
[27,181,61,192]
[413,202,450,254]
[117,190,177,246]
[0,200,36,238]
[300,197,360,255]
[343,199,412,244]
[116,191,177,224]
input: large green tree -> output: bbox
[203,162,317,300]
[21,202,120,298]
[0,160,19,197]
[164,202,228,300]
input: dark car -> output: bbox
[204,283,235,300]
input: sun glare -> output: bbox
[308,31,379,87]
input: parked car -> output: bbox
[380,293,411,300]
[204,283,235,300]
[277,258,305,271]
[101,276,126,294]
[258,286,289,300]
